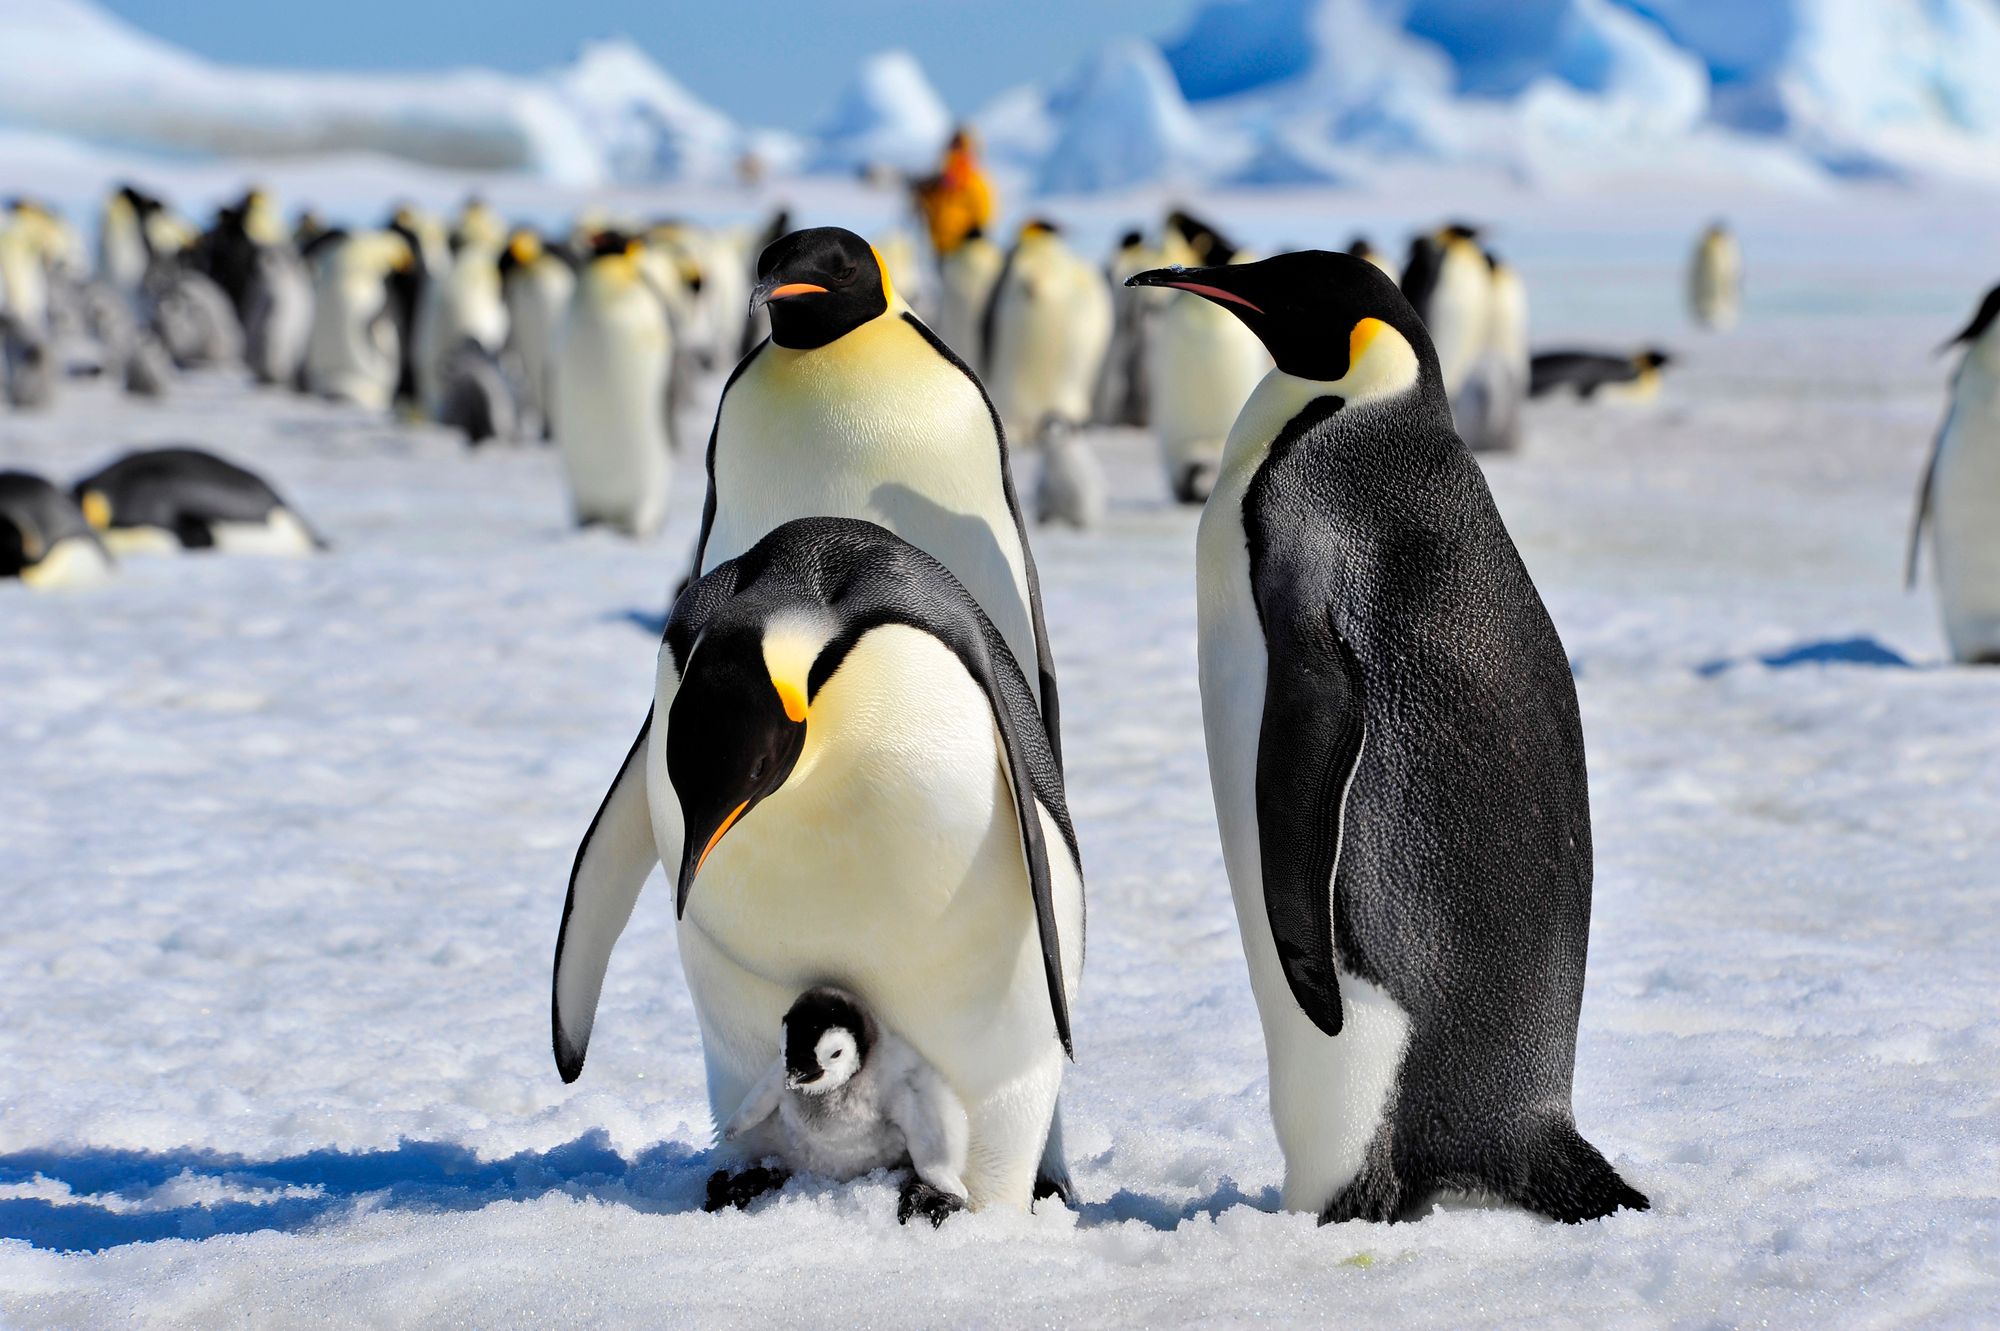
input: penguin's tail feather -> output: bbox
[1508,1119,1649,1224]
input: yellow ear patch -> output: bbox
[772,678,809,724]
[1349,317,1386,367]
[762,618,831,725]
[870,244,895,307]
[80,490,112,530]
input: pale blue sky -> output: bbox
[100,0,1202,130]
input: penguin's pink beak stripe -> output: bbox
[1160,282,1264,314]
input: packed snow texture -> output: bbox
[3,0,2000,195]
[1,189,1998,1326]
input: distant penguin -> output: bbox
[738,208,791,361]
[1,315,53,409]
[1401,223,1490,412]
[0,216,52,339]
[386,205,451,409]
[415,231,509,421]
[73,447,325,556]
[935,227,1004,368]
[1145,215,1273,504]
[710,985,972,1227]
[1091,229,1161,428]
[437,340,519,445]
[124,333,176,400]
[1032,416,1107,531]
[99,185,169,298]
[874,230,929,323]
[1456,251,1529,453]
[551,516,1082,1213]
[148,266,243,370]
[1907,283,2000,664]
[552,234,672,537]
[1689,222,1741,331]
[303,230,410,410]
[1347,237,1397,279]
[499,230,575,439]
[243,244,314,388]
[1130,251,1648,1225]
[0,471,113,589]
[982,220,1113,445]
[1529,349,1672,401]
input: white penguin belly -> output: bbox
[306,273,396,410]
[554,279,671,537]
[1196,376,1411,1215]
[666,627,1073,1209]
[1932,378,2000,662]
[706,316,1041,700]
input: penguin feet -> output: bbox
[1032,1171,1075,1209]
[703,1165,790,1212]
[897,1178,964,1228]
[1318,1162,1407,1225]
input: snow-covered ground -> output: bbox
[3,192,1998,1327]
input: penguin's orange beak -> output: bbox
[766,282,826,300]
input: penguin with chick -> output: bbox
[72,447,326,557]
[552,516,1083,1213]
[708,985,971,1227]
[0,471,114,589]
[1907,282,2000,663]
[1128,251,1648,1225]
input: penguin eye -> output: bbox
[831,264,858,287]
[749,757,767,783]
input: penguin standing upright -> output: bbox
[0,472,113,589]
[1456,251,1529,453]
[981,220,1113,446]
[1689,221,1741,331]
[1129,252,1648,1225]
[552,234,672,537]
[1145,214,1273,504]
[934,227,1003,368]
[1908,283,2000,664]
[1091,229,1164,428]
[551,517,1082,1213]
[1347,237,1397,279]
[1400,223,1490,418]
[243,242,314,388]
[415,222,510,422]
[302,230,411,410]
[499,230,575,439]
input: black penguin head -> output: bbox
[666,619,814,916]
[750,227,892,350]
[1636,348,1674,371]
[1128,249,1436,386]
[1116,229,1145,252]
[782,987,873,1093]
[1346,236,1376,260]
[1943,283,2000,353]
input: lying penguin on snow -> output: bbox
[706,986,971,1227]
[72,447,328,556]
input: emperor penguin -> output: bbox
[709,985,972,1227]
[981,220,1114,446]
[1346,238,1398,279]
[1400,224,1490,414]
[1455,250,1530,453]
[1907,283,2000,664]
[72,447,326,556]
[243,242,314,388]
[499,230,576,438]
[1144,216,1273,504]
[551,516,1083,1213]
[303,230,411,410]
[934,227,1004,369]
[414,227,510,422]
[695,226,1064,769]
[1689,222,1741,331]
[552,234,673,538]
[1529,349,1672,402]
[1091,229,1161,428]
[98,185,172,298]
[1129,252,1649,1225]
[0,472,114,589]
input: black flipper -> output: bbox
[1252,594,1366,1039]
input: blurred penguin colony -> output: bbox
[0,131,1990,664]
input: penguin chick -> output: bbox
[1033,416,1106,531]
[711,986,971,1227]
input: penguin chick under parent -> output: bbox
[707,986,971,1227]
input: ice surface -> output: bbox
[1,190,1998,1326]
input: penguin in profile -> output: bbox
[934,226,1004,369]
[1456,251,1529,453]
[1907,282,2000,663]
[551,516,1083,1213]
[1529,348,1672,401]
[72,447,326,556]
[737,208,791,361]
[695,226,1064,773]
[243,242,314,389]
[1400,223,1490,415]
[709,985,971,1227]
[1129,252,1648,1225]
[302,230,410,410]
[0,472,113,589]
[1,314,53,409]
[552,232,672,537]
[1689,221,1741,331]
[981,220,1113,446]
[499,230,575,439]
[1145,213,1273,504]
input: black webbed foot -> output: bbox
[704,1165,790,1212]
[897,1178,965,1228]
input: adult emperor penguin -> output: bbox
[694,225,1062,763]
[552,233,672,537]
[499,230,575,438]
[1907,282,2000,664]
[1401,223,1490,417]
[981,220,1113,445]
[414,225,510,421]
[934,226,1004,368]
[1129,251,1649,1224]
[1091,229,1160,428]
[1689,221,1741,331]
[1455,251,1529,453]
[73,447,325,556]
[0,472,113,589]
[1144,218,1273,504]
[302,230,411,410]
[551,516,1083,1212]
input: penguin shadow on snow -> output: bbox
[1694,635,1917,677]
[0,1130,710,1253]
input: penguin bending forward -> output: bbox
[552,517,1083,1212]
[696,226,1062,760]
[1128,252,1648,1224]
[1907,282,2000,663]
[0,471,113,589]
